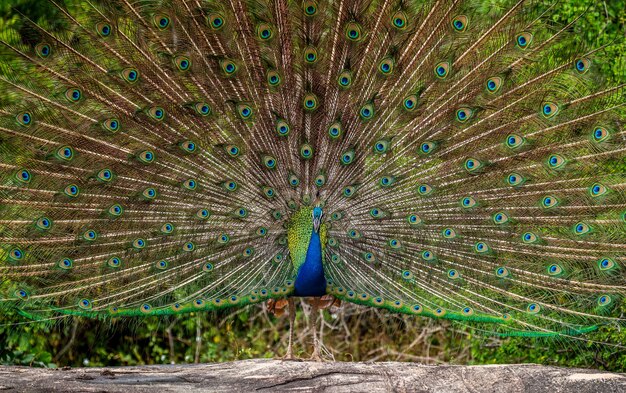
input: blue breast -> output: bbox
[293,230,327,297]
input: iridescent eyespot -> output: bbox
[348,229,362,239]
[359,103,374,120]
[15,169,31,184]
[82,229,97,241]
[314,173,326,187]
[464,157,483,173]
[455,107,472,123]
[328,122,343,139]
[547,154,566,169]
[589,182,608,197]
[267,70,282,87]
[592,126,609,143]
[462,307,474,315]
[55,146,74,161]
[182,178,197,190]
[14,289,28,300]
[259,154,276,169]
[104,259,122,273]
[102,118,120,132]
[35,216,52,230]
[402,270,413,280]
[379,176,396,188]
[522,232,538,243]
[486,77,502,93]
[451,15,468,32]
[573,222,591,235]
[16,112,32,126]
[340,149,355,165]
[154,14,170,30]
[303,46,319,64]
[597,258,617,271]
[420,142,435,154]
[417,184,433,195]
[331,212,343,220]
[495,266,510,278]
[345,21,363,41]
[160,223,174,234]
[421,250,435,261]
[391,11,407,30]
[137,150,155,164]
[35,42,51,58]
[64,184,80,197]
[505,134,524,148]
[575,58,591,74]
[474,242,489,253]
[541,102,559,118]
[256,227,267,236]
[236,103,253,119]
[196,208,210,219]
[403,95,418,111]
[434,62,449,79]
[407,214,422,226]
[373,139,390,154]
[286,174,299,187]
[337,70,353,88]
[217,234,230,244]
[526,303,540,314]
[121,68,140,83]
[442,228,456,238]
[342,185,357,197]
[140,303,152,313]
[273,210,284,220]
[275,119,290,136]
[461,196,476,208]
[58,258,73,270]
[156,260,168,270]
[516,32,533,49]
[183,241,195,252]
[108,204,123,217]
[133,238,146,249]
[506,172,524,186]
[547,264,563,276]
[447,269,460,279]
[234,207,248,218]
[174,56,191,71]
[176,140,196,153]
[8,247,24,262]
[303,0,318,16]
[220,59,238,76]
[273,254,284,263]
[263,186,275,198]
[378,57,395,75]
[303,93,318,111]
[597,295,612,307]
[331,255,340,264]
[369,207,387,219]
[143,187,157,200]
[96,22,112,37]
[207,13,225,30]
[300,144,313,160]
[541,195,559,209]
[388,238,401,249]
[65,88,82,102]
[362,252,376,263]
[194,102,211,116]
[148,106,165,121]
[256,23,274,40]
[79,298,93,310]
[493,212,509,224]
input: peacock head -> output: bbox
[312,206,323,233]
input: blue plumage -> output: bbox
[294,230,326,297]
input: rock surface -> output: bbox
[1,359,625,392]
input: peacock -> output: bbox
[1,0,625,361]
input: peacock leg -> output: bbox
[309,298,323,361]
[282,297,297,360]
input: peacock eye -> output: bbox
[452,15,468,32]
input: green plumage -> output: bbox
[0,0,624,346]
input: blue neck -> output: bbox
[293,230,326,297]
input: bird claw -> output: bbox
[280,352,302,361]
[308,351,323,362]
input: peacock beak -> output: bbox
[313,217,321,233]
